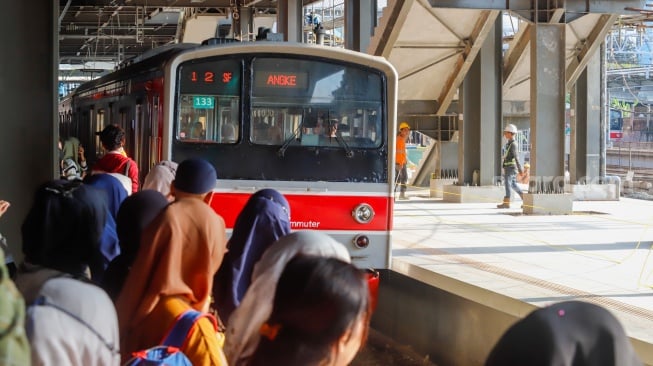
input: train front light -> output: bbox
[353,234,370,249]
[352,203,375,224]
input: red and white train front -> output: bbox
[163,43,398,269]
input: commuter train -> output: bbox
[59,41,398,269]
[609,107,623,140]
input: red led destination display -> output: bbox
[188,71,235,84]
[254,71,308,89]
[178,59,241,95]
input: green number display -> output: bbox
[193,96,215,109]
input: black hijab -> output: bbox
[101,189,168,300]
[485,301,642,366]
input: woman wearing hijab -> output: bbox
[224,230,351,365]
[101,190,169,300]
[250,255,369,366]
[15,180,120,365]
[84,173,128,281]
[485,301,643,366]
[213,188,291,322]
[142,160,178,201]
[115,158,228,365]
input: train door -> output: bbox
[119,106,136,161]
[94,108,105,160]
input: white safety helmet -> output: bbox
[504,124,518,134]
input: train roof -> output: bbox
[72,43,199,95]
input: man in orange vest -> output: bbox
[396,122,410,199]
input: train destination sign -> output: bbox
[193,96,215,109]
[254,71,308,89]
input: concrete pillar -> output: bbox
[529,24,566,194]
[345,0,375,52]
[570,48,601,183]
[0,1,58,260]
[458,16,502,187]
[524,24,573,213]
[277,0,303,42]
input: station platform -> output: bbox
[391,190,653,364]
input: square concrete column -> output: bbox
[345,0,375,52]
[0,1,58,260]
[526,24,572,214]
[529,24,566,194]
[570,48,601,183]
[458,16,502,187]
[277,0,303,42]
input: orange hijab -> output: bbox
[115,197,227,354]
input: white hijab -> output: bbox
[223,230,350,365]
[142,161,178,199]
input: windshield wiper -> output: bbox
[277,121,304,158]
[329,133,354,158]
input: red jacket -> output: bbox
[93,153,139,193]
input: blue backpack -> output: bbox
[124,310,217,366]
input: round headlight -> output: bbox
[352,203,375,224]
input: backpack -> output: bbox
[124,310,218,366]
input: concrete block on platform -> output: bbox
[523,193,573,215]
[442,185,505,203]
[429,178,456,198]
[565,183,619,201]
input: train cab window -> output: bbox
[176,58,241,144]
[251,57,384,148]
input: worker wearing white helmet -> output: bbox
[497,124,524,208]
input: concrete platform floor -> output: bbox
[392,189,653,363]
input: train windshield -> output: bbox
[251,57,383,148]
[177,58,242,143]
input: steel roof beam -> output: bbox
[565,14,617,91]
[367,0,415,58]
[436,10,501,115]
[427,0,645,22]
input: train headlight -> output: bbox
[353,235,370,249]
[352,203,375,224]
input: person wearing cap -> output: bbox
[498,124,524,208]
[170,158,218,204]
[396,122,410,200]
[93,124,139,194]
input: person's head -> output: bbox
[61,158,80,180]
[115,190,169,261]
[250,255,369,366]
[171,158,217,203]
[485,301,643,366]
[143,161,178,201]
[21,180,107,276]
[503,124,518,139]
[190,121,204,139]
[399,121,410,138]
[328,119,339,137]
[84,173,129,218]
[99,124,126,151]
[224,230,352,365]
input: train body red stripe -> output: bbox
[210,193,392,231]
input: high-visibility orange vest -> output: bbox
[396,138,407,165]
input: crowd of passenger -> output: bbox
[0,124,644,365]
